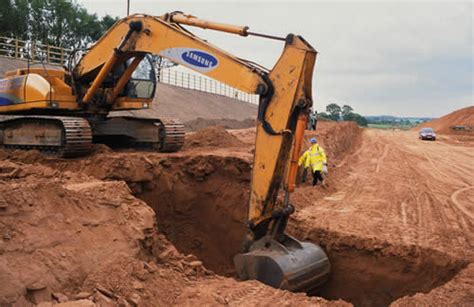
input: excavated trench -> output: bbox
[123,155,468,307]
[293,228,468,306]
[135,155,251,276]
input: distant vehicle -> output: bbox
[419,127,436,141]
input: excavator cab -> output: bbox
[124,55,156,100]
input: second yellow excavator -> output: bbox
[0,12,330,292]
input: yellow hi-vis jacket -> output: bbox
[298,144,327,172]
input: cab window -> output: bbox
[127,56,156,99]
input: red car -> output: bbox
[419,127,436,141]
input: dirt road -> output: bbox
[294,129,474,259]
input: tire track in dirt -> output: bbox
[422,151,473,187]
[336,147,363,168]
[399,135,473,256]
[375,144,389,173]
[450,186,474,220]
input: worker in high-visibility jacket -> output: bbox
[298,145,311,183]
[298,137,327,186]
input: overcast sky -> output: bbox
[77,0,472,117]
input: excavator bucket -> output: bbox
[234,234,330,292]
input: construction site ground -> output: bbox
[1,119,473,306]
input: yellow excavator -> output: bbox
[0,12,330,291]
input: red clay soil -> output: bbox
[290,128,474,305]
[415,106,474,135]
[185,126,246,148]
[0,160,158,304]
[292,121,363,199]
[1,121,473,306]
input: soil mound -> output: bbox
[184,117,256,131]
[0,160,159,305]
[415,106,474,135]
[186,125,246,148]
[303,121,361,162]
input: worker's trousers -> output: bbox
[302,168,308,182]
[312,170,323,186]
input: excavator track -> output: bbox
[158,117,185,152]
[0,116,92,157]
[92,115,185,153]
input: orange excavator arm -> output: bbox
[73,12,329,291]
[73,13,264,98]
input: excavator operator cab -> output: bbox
[124,55,156,100]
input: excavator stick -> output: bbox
[234,112,330,291]
[234,113,330,292]
[234,34,330,291]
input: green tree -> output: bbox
[1,0,119,49]
[0,0,29,39]
[342,104,353,119]
[317,112,332,121]
[326,103,341,121]
[0,0,15,36]
[344,112,368,127]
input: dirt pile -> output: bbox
[415,106,474,135]
[226,121,362,161]
[184,117,256,131]
[186,125,246,148]
[3,152,251,275]
[305,121,361,162]
[0,160,159,305]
